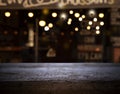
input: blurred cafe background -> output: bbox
[0,0,120,63]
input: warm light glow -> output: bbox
[87,26,91,30]
[48,23,53,28]
[28,27,34,47]
[29,42,34,47]
[99,13,104,18]
[93,18,97,22]
[43,9,49,15]
[74,13,80,18]
[79,17,83,21]
[75,27,79,31]
[39,20,46,27]
[28,12,34,18]
[68,18,72,22]
[82,15,86,19]
[100,21,104,26]
[67,21,71,25]
[96,30,100,34]
[5,12,11,17]
[96,48,100,52]
[88,9,96,18]
[88,21,93,25]
[69,10,74,14]
[61,32,64,36]
[60,13,67,19]
[52,12,57,18]
[67,18,72,25]
[44,26,50,31]
[96,26,100,30]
